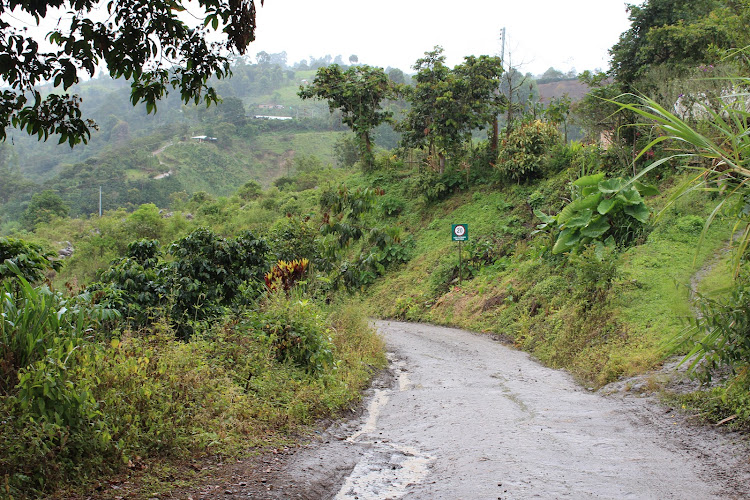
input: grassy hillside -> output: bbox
[358,161,733,388]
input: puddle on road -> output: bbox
[347,389,389,443]
[335,356,434,500]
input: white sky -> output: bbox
[4,0,634,78]
[250,0,634,74]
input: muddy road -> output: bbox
[190,320,750,499]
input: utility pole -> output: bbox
[491,27,507,152]
[500,27,506,66]
[99,186,102,217]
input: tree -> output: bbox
[400,47,504,170]
[0,0,263,147]
[388,68,406,85]
[269,51,288,67]
[217,96,247,126]
[256,50,272,66]
[21,190,69,229]
[609,0,737,88]
[0,146,33,204]
[349,54,359,65]
[454,54,505,149]
[499,62,532,139]
[537,67,567,84]
[299,64,397,169]
[544,95,572,142]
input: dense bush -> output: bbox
[535,173,658,254]
[671,274,750,382]
[0,237,61,284]
[267,215,322,265]
[411,166,467,204]
[1,268,118,395]
[0,273,119,495]
[90,229,270,338]
[251,294,334,374]
[496,120,560,183]
[1,276,384,497]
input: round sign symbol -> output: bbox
[454,225,465,237]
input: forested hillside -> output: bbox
[0,58,358,230]
[2,0,750,497]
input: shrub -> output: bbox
[265,259,310,292]
[496,120,560,183]
[252,295,334,374]
[237,180,263,200]
[91,239,167,327]
[670,275,750,382]
[1,267,118,394]
[535,173,658,254]
[379,194,405,217]
[0,237,62,284]
[568,244,620,305]
[123,203,165,241]
[0,273,119,496]
[90,229,269,338]
[411,166,467,204]
[267,215,322,265]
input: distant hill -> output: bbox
[536,79,588,103]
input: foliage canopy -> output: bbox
[609,0,748,87]
[0,0,263,146]
[400,47,504,165]
[299,64,397,169]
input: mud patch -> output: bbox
[482,294,506,311]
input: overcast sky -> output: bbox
[249,0,634,75]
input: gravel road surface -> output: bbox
[189,320,750,499]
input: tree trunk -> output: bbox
[360,132,373,170]
[491,117,499,151]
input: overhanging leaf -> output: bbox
[533,209,556,224]
[580,216,610,238]
[573,172,605,188]
[624,203,650,223]
[552,228,579,254]
[634,181,660,197]
[557,193,602,224]
[565,208,593,229]
[598,178,625,193]
[618,187,643,205]
[597,197,617,215]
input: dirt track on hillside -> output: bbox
[186,320,750,499]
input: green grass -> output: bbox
[253,131,342,160]
[364,168,736,387]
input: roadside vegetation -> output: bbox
[2,0,750,497]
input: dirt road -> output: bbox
[190,320,750,499]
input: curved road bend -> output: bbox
[194,320,750,499]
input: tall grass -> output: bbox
[613,82,750,275]
[0,264,118,394]
[613,79,750,378]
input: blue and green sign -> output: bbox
[451,224,468,242]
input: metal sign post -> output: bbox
[451,224,468,286]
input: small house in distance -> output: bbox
[191,135,218,143]
[253,115,293,120]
